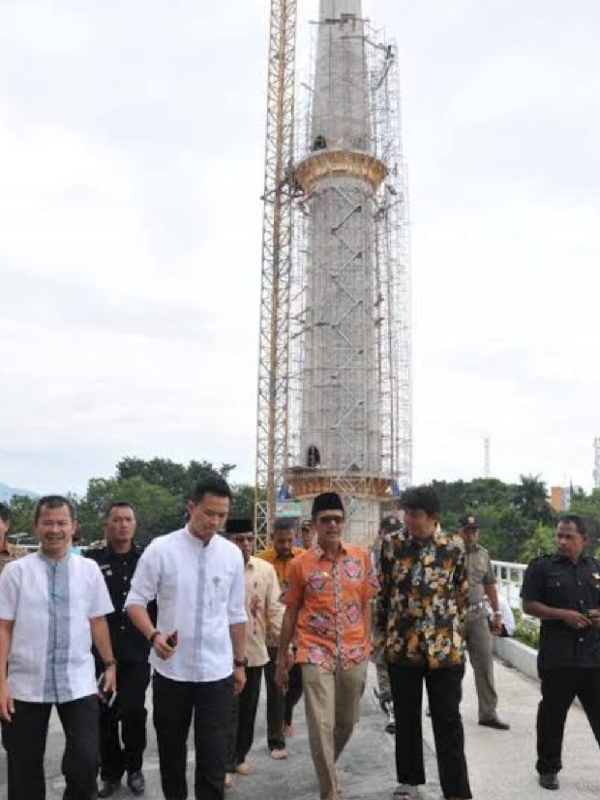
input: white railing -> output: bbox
[491,560,528,610]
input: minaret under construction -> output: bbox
[255,0,411,546]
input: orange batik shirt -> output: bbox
[281,542,379,671]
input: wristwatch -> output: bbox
[233,658,248,668]
[149,630,160,645]
[103,658,117,668]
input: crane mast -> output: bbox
[255,0,298,545]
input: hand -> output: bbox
[491,615,503,635]
[275,661,289,691]
[561,610,592,630]
[0,682,14,722]
[233,666,246,694]
[102,665,117,694]
[286,648,295,669]
[587,609,600,628]
[153,633,177,660]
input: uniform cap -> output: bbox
[459,514,479,529]
[380,515,402,533]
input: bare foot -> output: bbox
[225,773,234,789]
[283,723,294,738]
[270,748,288,760]
[236,761,252,776]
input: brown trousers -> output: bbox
[302,661,368,800]
[465,613,498,721]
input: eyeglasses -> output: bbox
[317,515,344,525]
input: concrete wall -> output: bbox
[493,636,539,682]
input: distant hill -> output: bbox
[0,483,38,503]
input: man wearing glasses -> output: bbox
[275,492,378,800]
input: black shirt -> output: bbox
[85,542,156,663]
[521,553,600,670]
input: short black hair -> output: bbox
[34,495,77,524]
[103,501,136,520]
[557,513,587,536]
[189,476,232,503]
[400,485,441,516]
[0,503,10,525]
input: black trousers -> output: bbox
[153,671,234,800]
[1,695,99,800]
[537,667,600,774]
[98,660,150,780]
[388,662,472,800]
[264,647,304,750]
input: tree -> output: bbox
[6,494,37,541]
[78,476,183,544]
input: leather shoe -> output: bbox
[539,772,559,790]
[98,779,121,798]
[478,717,510,730]
[127,770,145,795]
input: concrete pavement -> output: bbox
[1,658,599,799]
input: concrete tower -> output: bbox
[284,0,407,545]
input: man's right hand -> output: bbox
[0,682,14,722]
[275,661,289,690]
[153,633,177,660]
[561,609,592,629]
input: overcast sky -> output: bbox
[1,0,599,496]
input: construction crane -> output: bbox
[254,0,298,545]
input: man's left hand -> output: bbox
[491,615,503,635]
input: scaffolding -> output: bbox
[284,10,412,545]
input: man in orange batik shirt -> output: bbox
[275,492,378,800]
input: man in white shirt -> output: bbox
[126,477,247,800]
[224,519,284,785]
[0,495,116,800]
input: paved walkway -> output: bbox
[1,659,599,799]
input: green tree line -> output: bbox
[7,462,600,562]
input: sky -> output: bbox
[1,0,599,496]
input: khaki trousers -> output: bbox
[465,613,498,721]
[302,661,368,800]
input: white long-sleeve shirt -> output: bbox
[0,551,113,703]
[125,527,247,683]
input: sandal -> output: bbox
[392,790,412,800]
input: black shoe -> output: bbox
[127,770,145,795]
[98,779,121,798]
[479,717,510,730]
[539,772,559,790]
[385,720,396,734]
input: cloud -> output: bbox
[0,0,598,499]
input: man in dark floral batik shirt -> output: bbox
[376,485,472,800]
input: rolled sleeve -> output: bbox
[0,563,20,620]
[228,553,248,625]
[266,568,284,640]
[125,546,160,608]
[87,563,114,618]
[520,560,545,603]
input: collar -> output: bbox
[315,542,348,560]
[245,556,257,570]
[185,524,215,548]
[406,524,444,547]
[551,552,590,565]
[37,549,71,566]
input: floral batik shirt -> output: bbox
[376,526,469,668]
[281,542,379,671]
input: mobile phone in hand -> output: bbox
[166,630,178,648]
[97,673,117,708]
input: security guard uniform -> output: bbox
[464,542,500,721]
[521,552,600,777]
[85,542,155,787]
